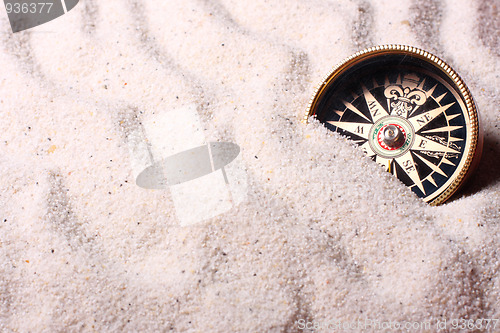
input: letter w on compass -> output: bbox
[384,74,427,118]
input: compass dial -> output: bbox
[306,45,482,205]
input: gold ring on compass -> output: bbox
[305,45,483,205]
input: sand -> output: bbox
[0,0,499,332]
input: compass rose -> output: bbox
[306,45,481,205]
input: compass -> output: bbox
[305,45,482,205]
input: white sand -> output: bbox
[0,0,499,331]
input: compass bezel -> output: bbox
[305,45,482,205]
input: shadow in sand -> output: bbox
[451,134,500,201]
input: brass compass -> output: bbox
[305,45,482,205]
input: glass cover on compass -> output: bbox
[307,46,481,205]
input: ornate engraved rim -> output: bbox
[304,44,482,206]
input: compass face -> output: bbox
[307,46,481,205]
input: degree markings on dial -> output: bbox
[327,121,371,140]
[395,152,425,194]
[362,85,389,122]
[408,102,455,132]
